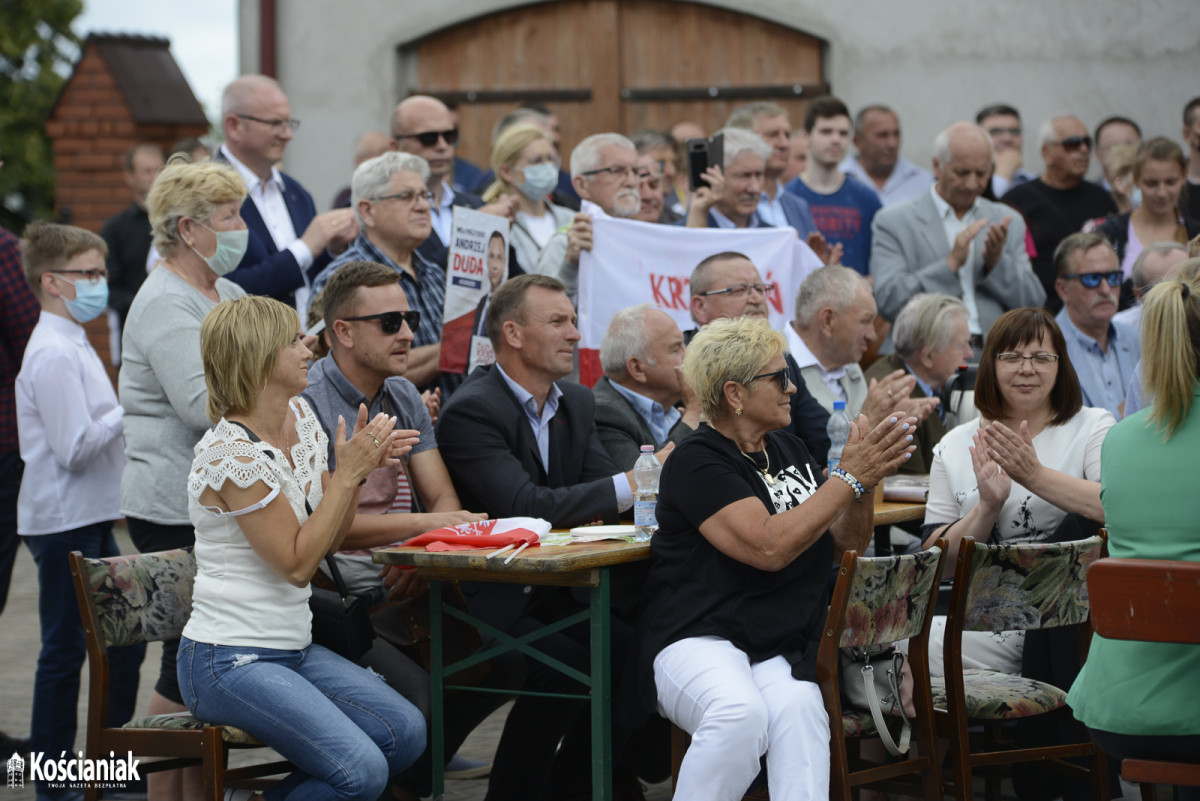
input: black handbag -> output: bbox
[309,550,377,662]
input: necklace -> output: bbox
[741,447,775,485]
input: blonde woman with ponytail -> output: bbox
[1067,257,1200,793]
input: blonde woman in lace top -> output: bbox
[178,296,426,801]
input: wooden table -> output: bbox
[373,506,924,800]
[373,540,648,801]
[872,499,927,555]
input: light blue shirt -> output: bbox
[1055,309,1140,419]
[608,380,681,446]
[430,180,457,247]
[495,364,634,512]
[756,181,788,228]
[709,206,760,229]
[840,155,933,207]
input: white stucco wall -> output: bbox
[238,0,1200,210]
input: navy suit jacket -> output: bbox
[416,189,485,269]
[215,149,329,304]
[437,364,620,528]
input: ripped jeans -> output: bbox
[178,637,425,801]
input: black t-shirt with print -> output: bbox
[640,423,833,682]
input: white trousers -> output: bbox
[654,636,830,801]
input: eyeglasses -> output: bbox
[996,352,1060,369]
[580,164,639,180]
[374,190,435,205]
[750,367,791,392]
[394,128,459,148]
[698,283,776,299]
[236,114,300,133]
[986,126,1022,138]
[1065,270,1123,289]
[1055,135,1092,152]
[341,310,421,335]
[53,269,108,285]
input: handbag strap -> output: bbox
[229,419,352,605]
[857,658,912,756]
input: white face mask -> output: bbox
[190,222,249,277]
[517,162,559,201]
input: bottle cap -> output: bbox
[640,445,654,452]
[833,400,846,411]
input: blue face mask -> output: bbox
[1129,187,1142,210]
[55,275,109,323]
[190,223,249,277]
[517,162,560,202]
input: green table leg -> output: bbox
[590,568,613,801]
[430,579,445,801]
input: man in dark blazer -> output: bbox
[216,75,358,307]
[437,273,654,800]
[594,304,699,469]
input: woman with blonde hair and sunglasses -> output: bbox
[482,123,575,273]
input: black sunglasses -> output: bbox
[341,310,421,335]
[394,128,459,148]
[750,367,790,392]
[1066,270,1122,289]
[1057,135,1092,152]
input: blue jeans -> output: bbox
[24,524,146,794]
[178,637,425,801]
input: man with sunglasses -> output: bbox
[975,103,1036,197]
[390,95,517,272]
[217,75,359,312]
[1001,116,1117,312]
[1053,232,1139,417]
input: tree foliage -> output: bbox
[0,0,83,233]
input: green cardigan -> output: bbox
[1067,392,1200,735]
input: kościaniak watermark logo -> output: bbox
[7,750,141,791]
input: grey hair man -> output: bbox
[873,121,1045,346]
[594,304,700,468]
[534,132,641,303]
[1112,241,1189,330]
[312,152,447,389]
[789,264,940,425]
[1000,115,1117,311]
[685,127,771,229]
[864,293,972,473]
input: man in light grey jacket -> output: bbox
[872,121,1045,348]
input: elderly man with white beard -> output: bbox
[534,133,642,304]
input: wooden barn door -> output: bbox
[398,0,828,168]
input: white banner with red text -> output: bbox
[577,206,822,385]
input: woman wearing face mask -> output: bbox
[116,157,250,799]
[1095,137,1200,308]
[482,123,574,274]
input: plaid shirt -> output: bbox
[314,233,446,347]
[0,226,40,452]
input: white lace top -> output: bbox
[182,398,329,649]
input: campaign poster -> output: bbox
[438,207,509,374]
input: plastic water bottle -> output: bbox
[826,400,851,475]
[633,445,661,541]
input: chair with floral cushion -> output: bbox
[815,542,947,801]
[69,549,291,801]
[933,535,1109,801]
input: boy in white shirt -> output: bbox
[16,222,144,801]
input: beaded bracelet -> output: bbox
[830,467,868,502]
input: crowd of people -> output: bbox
[1,71,1199,801]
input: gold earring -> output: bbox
[734,408,743,416]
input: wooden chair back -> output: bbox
[70,548,291,801]
[815,542,946,801]
[1086,558,1200,798]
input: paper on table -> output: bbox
[541,525,640,546]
